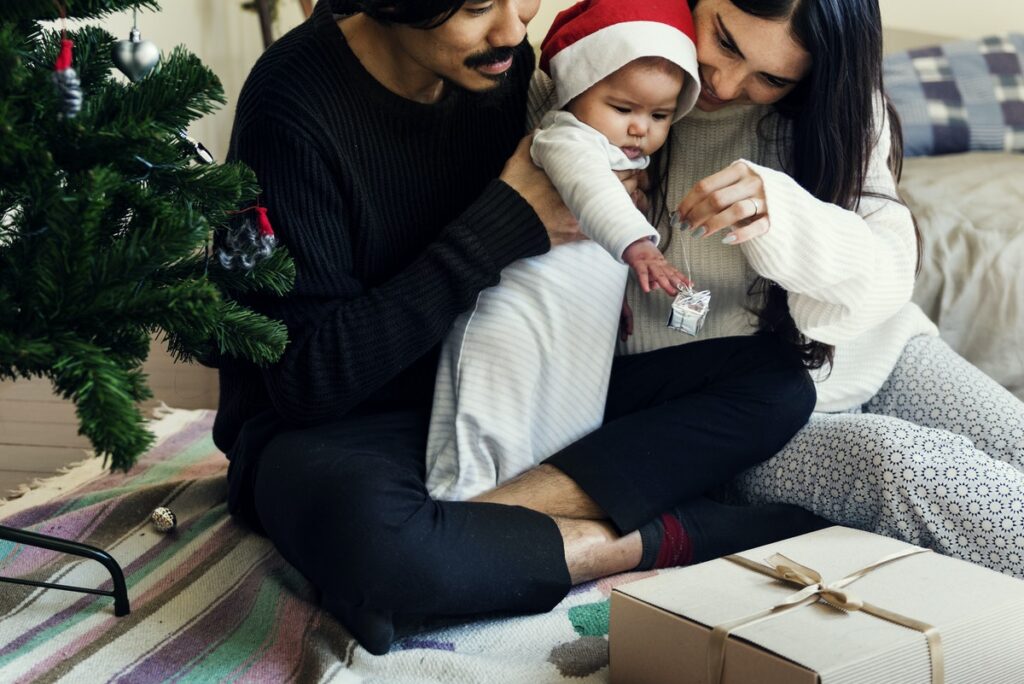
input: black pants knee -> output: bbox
[545,334,816,533]
[248,409,570,623]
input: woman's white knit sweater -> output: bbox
[530,73,938,412]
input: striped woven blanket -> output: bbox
[0,409,664,683]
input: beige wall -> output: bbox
[531,0,1024,46]
[529,1,573,46]
[87,1,308,162]
[879,0,1023,38]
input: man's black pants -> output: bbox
[242,335,816,648]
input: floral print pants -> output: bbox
[725,335,1024,577]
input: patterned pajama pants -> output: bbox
[723,334,1024,577]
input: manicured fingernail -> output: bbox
[692,226,706,238]
[722,234,737,244]
[679,220,691,231]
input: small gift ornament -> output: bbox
[112,14,160,82]
[667,284,711,336]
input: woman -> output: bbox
[606,0,1024,575]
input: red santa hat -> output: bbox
[539,0,700,121]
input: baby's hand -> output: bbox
[622,239,691,296]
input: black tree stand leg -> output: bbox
[0,524,130,616]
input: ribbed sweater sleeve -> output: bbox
[234,115,547,424]
[738,102,917,345]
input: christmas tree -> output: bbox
[0,0,295,471]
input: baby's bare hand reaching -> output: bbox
[622,239,690,296]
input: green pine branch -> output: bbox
[0,4,296,470]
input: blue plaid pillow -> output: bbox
[884,33,1024,156]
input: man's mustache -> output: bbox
[464,46,515,69]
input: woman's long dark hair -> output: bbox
[670,0,918,370]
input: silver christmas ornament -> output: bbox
[150,506,177,532]
[666,285,711,336]
[112,26,160,82]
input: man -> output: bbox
[217,0,822,655]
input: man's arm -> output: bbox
[237,117,551,425]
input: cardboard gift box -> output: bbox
[609,526,1024,684]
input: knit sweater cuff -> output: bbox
[460,179,550,271]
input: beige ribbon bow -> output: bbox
[707,547,944,684]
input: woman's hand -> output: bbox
[500,134,584,247]
[675,162,770,245]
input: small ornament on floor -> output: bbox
[150,506,177,532]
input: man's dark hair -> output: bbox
[346,0,470,29]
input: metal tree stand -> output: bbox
[0,525,129,616]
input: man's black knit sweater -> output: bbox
[212,0,549,460]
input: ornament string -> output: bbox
[666,210,712,335]
[670,211,694,295]
[228,201,276,240]
[53,1,69,67]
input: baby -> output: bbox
[426,0,700,501]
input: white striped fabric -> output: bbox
[425,111,655,502]
[426,241,627,501]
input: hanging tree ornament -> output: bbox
[52,5,82,119]
[52,38,82,118]
[112,9,160,82]
[218,203,278,270]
